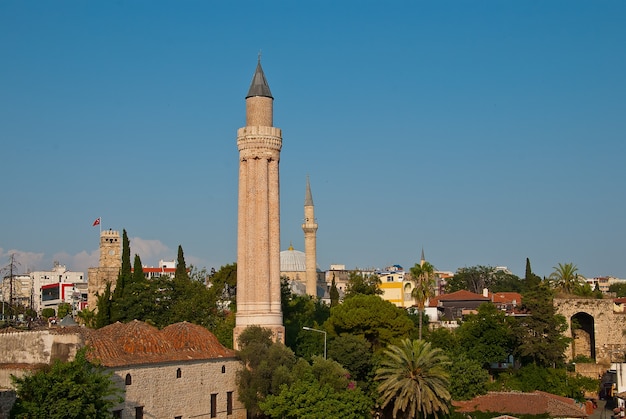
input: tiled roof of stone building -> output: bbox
[453,391,588,418]
[83,320,236,367]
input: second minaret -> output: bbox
[302,176,319,297]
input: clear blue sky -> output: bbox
[1,1,625,280]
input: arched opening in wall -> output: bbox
[571,312,596,361]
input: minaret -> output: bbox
[302,176,318,297]
[234,58,285,348]
[420,248,425,267]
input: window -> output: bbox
[221,365,226,374]
[175,416,182,419]
[112,410,122,418]
[125,373,132,385]
[135,406,143,419]
[210,394,217,418]
[227,391,233,415]
[176,368,182,378]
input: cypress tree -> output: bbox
[121,229,131,278]
[113,229,132,300]
[132,254,144,284]
[330,275,340,307]
[523,258,541,293]
[95,283,112,328]
[175,245,189,281]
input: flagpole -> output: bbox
[100,217,102,235]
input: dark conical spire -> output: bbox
[305,176,314,206]
[246,55,273,99]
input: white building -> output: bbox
[30,262,86,314]
[0,274,32,316]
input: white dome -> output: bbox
[280,248,306,272]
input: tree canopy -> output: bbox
[325,294,414,351]
[10,347,123,418]
[344,272,382,298]
[260,357,372,419]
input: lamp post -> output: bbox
[302,326,326,359]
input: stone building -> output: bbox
[87,229,121,309]
[234,58,285,347]
[0,321,245,419]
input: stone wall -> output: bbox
[111,359,245,419]
[554,298,626,364]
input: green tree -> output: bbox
[426,327,460,355]
[609,282,626,297]
[325,294,414,351]
[514,283,570,367]
[448,355,489,401]
[376,339,451,419]
[260,357,372,419]
[112,229,131,301]
[329,275,340,307]
[523,258,542,292]
[446,265,497,294]
[174,245,189,281]
[76,308,96,328]
[57,302,72,319]
[111,254,153,323]
[549,262,584,294]
[344,272,382,298]
[328,334,373,382]
[10,347,123,418]
[41,308,55,319]
[491,270,523,293]
[94,283,113,329]
[236,326,297,417]
[409,261,435,340]
[208,263,237,308]
[456,303,515,367]
[281,283,330,358]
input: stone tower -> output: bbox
[87,229,121,309]
[302,176,318,297]
[233,58,285,348]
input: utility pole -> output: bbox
[2,254,20,320]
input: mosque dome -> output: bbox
[280,245,306,272]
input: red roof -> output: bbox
[453,391,587,418]
[83,320,235,367]
[429,290,489,307]
[489,292,522,305]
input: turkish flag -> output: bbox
[92,217,101,226]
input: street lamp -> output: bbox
[302,326,327,359]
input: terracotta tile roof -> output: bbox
[453,391,588,418]
[490,292,522,305]
[82,320,236,367]
[429,290,489,307]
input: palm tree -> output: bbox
[375,339,451,419]
[410,261,435,340]
[549,262,584,294]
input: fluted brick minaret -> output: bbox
[302,176,318,297]
[233,58,285,348]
